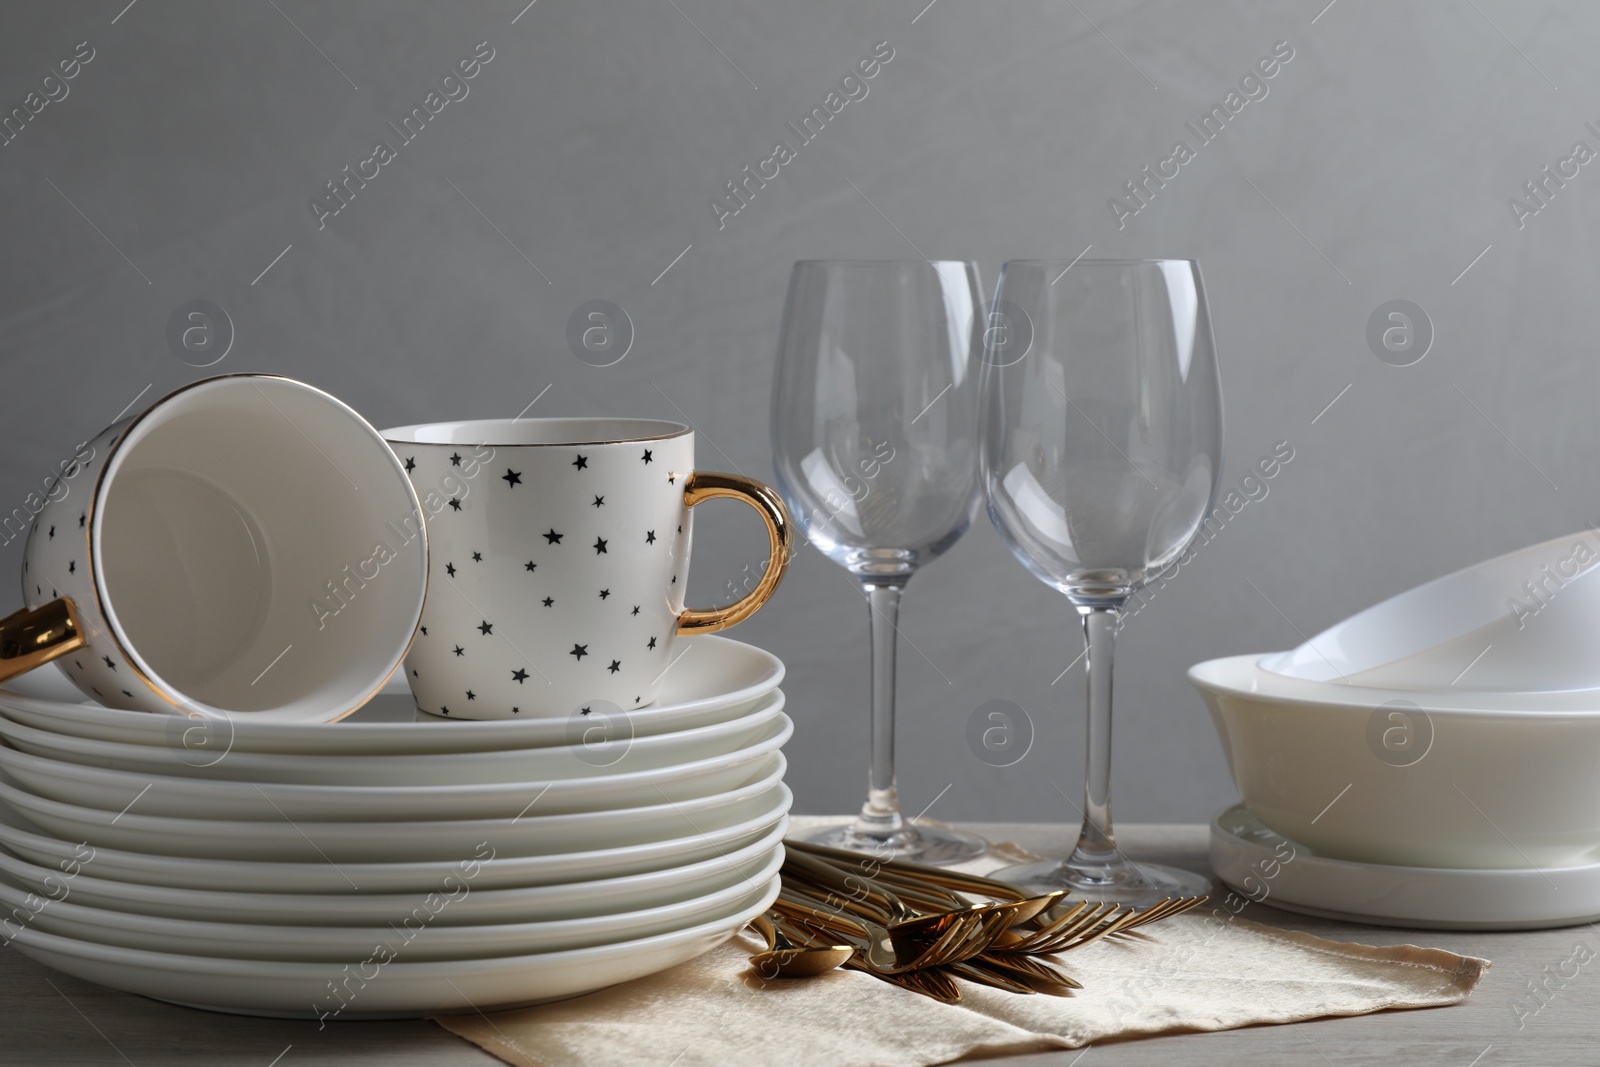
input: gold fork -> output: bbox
[996,896,1206,956]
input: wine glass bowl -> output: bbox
[983,261,1220,603]
[980,259,1222,902]
[771,260,988,864]
[774,262,982,581]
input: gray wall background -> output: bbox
[2,0,1596,826]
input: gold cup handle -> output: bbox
[676,472,793,635]
[0,597,88,685]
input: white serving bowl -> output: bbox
[0,766,789,863]
[0,634,783,755]
[0,714,790,823]
[1262,530,1600,692]
[0,847,783,962]
[0,691,784,787]
[2,875,781,1018]
[0,802,787,897]
[1191,653,1600,869]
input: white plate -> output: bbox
[1211,803,1600,930]
[0,846,783,961]
[0,768,789,862]
[0,777,780,902]
[3,875,780,1018]
[0,802,788,899]
[0,691,783,787]
[0,635,782,755]
[0,714,790,823]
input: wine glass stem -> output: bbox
[1071,604,1120,868]
[853,580,907,839]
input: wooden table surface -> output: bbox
[1,821,1590,1066]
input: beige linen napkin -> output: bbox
[435,828,1487,1067]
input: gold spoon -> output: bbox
[772,883,1006,974]
[782,850,990,963]
[746,913,854,978]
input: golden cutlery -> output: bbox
[745,912,854,978]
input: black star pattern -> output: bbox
[446,562,457,578]
[404,456,416,472]
[450,452,462,467]
[647,636,657,649]
[68,561,75,574]
[607,659,622,674]
[472,551,483,562]
[631,605,640,616]
[503,469,522,488]
[667,474,676,485]
[453,645,465,656]
[593,537,608,554]
[525,561,537,572]
[103,657,115,670]
[580,706,592,716]
[542,597,554,607]
[571,643,588,660]
[573,454,588,470]
[92,688,102,698]
[122,690,133,698]
[448,498,462,511]
[79,514,85,528]
[47,525,54,539]
[592,495,605,508]
[677,525,682,533]
[412,669,418,677]
[642,449,653,464]
[598,588,611,600]
[73,660,82,670]
[512,707,520,715]
[645,530,656,545]
[635,696,642,704]
[478,620,493,635]
[545,529,563,544]
[512,668,529,683]
[441,706,450,716]
[466,690,476,700]
[420,625,428,635]
[671,574,678,585]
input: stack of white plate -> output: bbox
[0,634,789,1018]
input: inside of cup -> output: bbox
[382,418,689,446]
[94,377,426,717]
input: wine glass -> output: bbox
[979,259,1221,903]
[771,260,988,864]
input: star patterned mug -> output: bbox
[2,374,428,721]
[381,418,792,719]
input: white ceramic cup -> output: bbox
[3,375,428,721]
[381,418,791,719]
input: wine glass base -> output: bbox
[987,858,1213,907]
[804,822,989,867]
